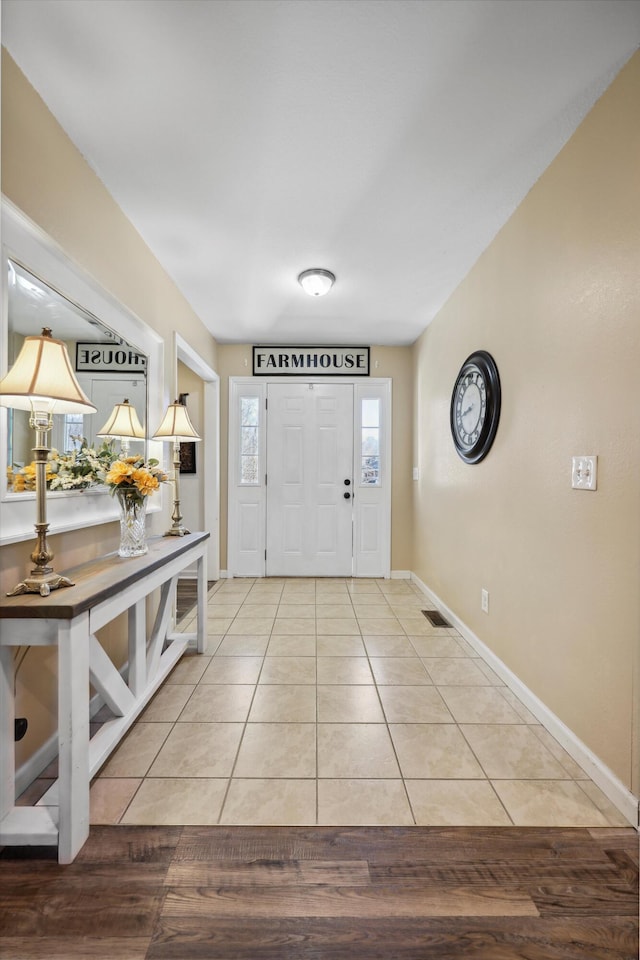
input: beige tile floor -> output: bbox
[88,577,628,828]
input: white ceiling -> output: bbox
[3,0,639,346]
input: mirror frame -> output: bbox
[0,199,164,545]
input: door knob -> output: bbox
[344,491,351,500]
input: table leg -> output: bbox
[196,551,207,654]
[0,646,15,821]
[57,615,90,863]
[128,599,147,697]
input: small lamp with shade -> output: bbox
[152,397,201,537]
[0,328,97,596]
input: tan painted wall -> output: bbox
[412,54,640,792]
[217,344,413,573]
[1,51,218,767]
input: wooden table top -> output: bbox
[0,532,209,620]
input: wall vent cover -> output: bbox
[421,609,451,628]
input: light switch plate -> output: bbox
[412,467,419,481]
[572,455,597,491]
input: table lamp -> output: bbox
[0,328,97,595]
[96,398,145,455]
[152,398,201,536]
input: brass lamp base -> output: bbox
[163,445,190,538]
[164,522,190,537]
[6,414,76,597]
[7,571,75,598]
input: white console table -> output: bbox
[0,531,209,862]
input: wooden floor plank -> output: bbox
[176,579,215,621]
[160,883,540,918]
[0,937,150,959]
[148,916,639,960]
[530,880,639,917]
[172,824,620,864]
[73,824,183,863]
[369,859,625,885]
[0,888,165,938]
[164,858,371,886]
[0,852,174,888]
[603,848,640,888]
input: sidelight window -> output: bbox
[361,397,380,485]
[239,396,260,485]
[63,414,85,452]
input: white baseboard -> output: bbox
[15,736,57,798]
[391,570,411,579]
[411,572,639,829]
[177,570,222,582]
[15,688,107,798]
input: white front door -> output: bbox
[266,382,354,576]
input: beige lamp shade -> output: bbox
[97,398,145,439]
[152,401,201,442]
[0,328,97,414]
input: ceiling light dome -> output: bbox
[298,268,336,297]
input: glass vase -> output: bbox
[116,489,148,558]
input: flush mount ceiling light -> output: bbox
[297,268,336,297]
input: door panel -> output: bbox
[239,501,261,553]
[267,383,353,576]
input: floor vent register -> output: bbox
[421,609,452,628]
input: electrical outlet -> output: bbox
[481,589,489,614]
[14,717,28,741]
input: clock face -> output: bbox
[453,364,486,448]
[450,351,501,464]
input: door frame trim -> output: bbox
[228,376,392,578]
[175,333,220,579]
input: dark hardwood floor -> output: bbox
[176,578,216,622]
[0,825,637,959]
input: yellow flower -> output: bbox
[105,461,134,485]
[132,468,159,497]
[102,455,166,500]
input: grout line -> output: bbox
[215,591,274,825]
[487,779,516,826]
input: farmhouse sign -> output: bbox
[253,346,370,376]
[76,342,147,374]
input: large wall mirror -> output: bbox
[0,200,164,545]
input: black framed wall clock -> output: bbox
[450,350,501,464]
